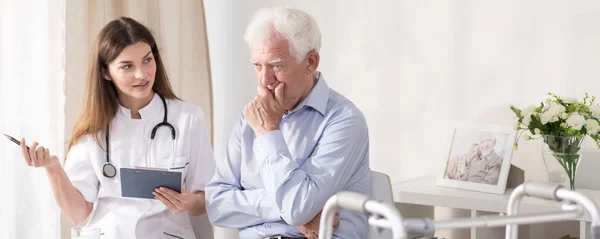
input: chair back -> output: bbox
[368,170,395,239]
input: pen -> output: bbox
[3,133,29,150]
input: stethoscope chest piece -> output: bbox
[103,163,117,178]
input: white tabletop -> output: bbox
[391,175,600,221]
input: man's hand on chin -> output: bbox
[243,83,286,135]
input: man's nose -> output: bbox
[260,68,276,87]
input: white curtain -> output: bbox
[0,0,65,239]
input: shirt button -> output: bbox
[265,223,271,228]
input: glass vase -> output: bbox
[541,135,584,190]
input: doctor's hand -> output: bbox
[295,210,340,239]
[153,187,197,214]
[20,138,60,170]
[243,83,286,136]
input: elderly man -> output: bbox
[465,132,503,185]
[205,7,370,239]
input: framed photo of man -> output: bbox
[436,125,516,194]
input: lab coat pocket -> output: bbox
[162,218,194,239]
[167,156,189,185]
[168,156,190,171]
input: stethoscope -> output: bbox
[102,94,177,178]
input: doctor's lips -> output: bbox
[133,81,149,87]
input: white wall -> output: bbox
[206,0,600,186]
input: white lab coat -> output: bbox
[64,94,215,239]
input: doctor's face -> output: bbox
[250,35,319,111]
[105,41,156,104]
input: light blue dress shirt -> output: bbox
[206,72,370,239]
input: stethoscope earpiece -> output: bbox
[104,94,177,178]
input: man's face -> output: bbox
[250,35,314,111]
[478,132,496,156]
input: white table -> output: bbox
[391,176,600,239]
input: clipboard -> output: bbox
[120,167,182,199]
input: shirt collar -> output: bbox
[117,93,164,119]
[289,71,329,116]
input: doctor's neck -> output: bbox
[118,92,155,119]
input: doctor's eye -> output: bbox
[143,57,154,63]
[121,64,132,70]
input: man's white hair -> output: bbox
[244,7,321,62]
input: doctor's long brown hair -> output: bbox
[67,17,179,155]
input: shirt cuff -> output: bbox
[253,130,289,161]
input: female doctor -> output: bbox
[19,17,215,238]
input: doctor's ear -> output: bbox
[102,69,111,81]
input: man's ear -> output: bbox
[306,50,320,73]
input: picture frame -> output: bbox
[436,124,516,194]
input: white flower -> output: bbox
[548,103,567,115]
[563,97,577,104]
[543,100,552,111]
[560,113,569,119]
[587,119,600,135]
[591,105,600,119]
[519,105,537,127]
[524,135,532,140]
[540,103,566,124]
[566,113,586,131]
[522,114,533,127]
[521,105,537,118]
[540,113,550,124]
[534,128,541,135]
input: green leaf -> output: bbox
[510,105,522,118]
